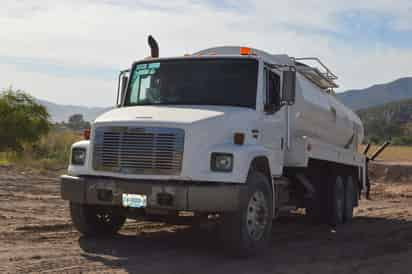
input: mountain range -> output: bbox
[35,99,110,122]
[337,77,412,110]
[36,77,412,122]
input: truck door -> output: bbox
[260,67,285,176]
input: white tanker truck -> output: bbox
[61,37,376,256]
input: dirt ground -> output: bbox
[1,165,412,274]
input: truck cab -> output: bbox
[61,44,366,256]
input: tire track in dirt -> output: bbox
[14,257,111,274]
[1,166,412,273]
[15,223,73,233]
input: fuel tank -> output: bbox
[290,73,364,150]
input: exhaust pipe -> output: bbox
[148,35,159,58]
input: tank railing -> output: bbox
[294,57,338,81]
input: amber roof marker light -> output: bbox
[240,47,251,55]
[83,128,91,140]
[234,132,245,145]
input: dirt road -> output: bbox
[1,165,412,274]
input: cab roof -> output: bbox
[195,46,294,66]
[195,47,338,89]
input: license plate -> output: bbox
[122,194,147,208]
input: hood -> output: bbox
[94,105,257,125]
[91,105,261,181]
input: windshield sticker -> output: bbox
[136,69,150,75]
[136,64,147,70]
[148,62,160,69]
[136,69,157,76]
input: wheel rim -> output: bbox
[246,191,269,241]
[336,178,344,222]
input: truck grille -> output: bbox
[93,127,184,175]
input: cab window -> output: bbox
[265,68,281,110]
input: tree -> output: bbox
[67,114,90,131]
[0,88,51,152]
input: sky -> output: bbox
[1,0,411,107]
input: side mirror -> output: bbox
[281,70,296,105]
[116,73,129,107]
[121,75,128,96]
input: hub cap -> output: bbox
[246,191,269,241]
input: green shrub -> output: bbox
[0,88,51,152]
[392,136,412,146]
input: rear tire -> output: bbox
[328,175,345,226]
[305,169,327,224]
[70,202,126,237]
[220,171,273,257]
[344,176,355,223]
[305,195,322,224]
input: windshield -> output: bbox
[124,58,258,108]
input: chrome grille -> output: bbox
[93,127,184,175]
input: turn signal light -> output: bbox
[234,132,245,145]
[83,128,91,140]
[240,47,251,55]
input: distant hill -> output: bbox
[36,98,110,122]
[338,77,412,110]
[357,98,412,145]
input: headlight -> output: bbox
[211,153,233,172]
[71,147,87,166]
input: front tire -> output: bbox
[70,202,126,237]
[220,172,273,257]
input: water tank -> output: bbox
[290,73,364,150]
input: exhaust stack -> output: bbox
[148,35,159,58]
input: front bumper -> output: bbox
[60,175,245,212]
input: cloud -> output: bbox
[334,9,412,48]
[0,0,411,106]
[0,55,117,80]
[0,63,116,107]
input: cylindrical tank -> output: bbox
[291,73,364,150]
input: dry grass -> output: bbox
[0,155,9,165]
[2,134,411,170]
[1,130,82,171]
[361,145,412,162]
